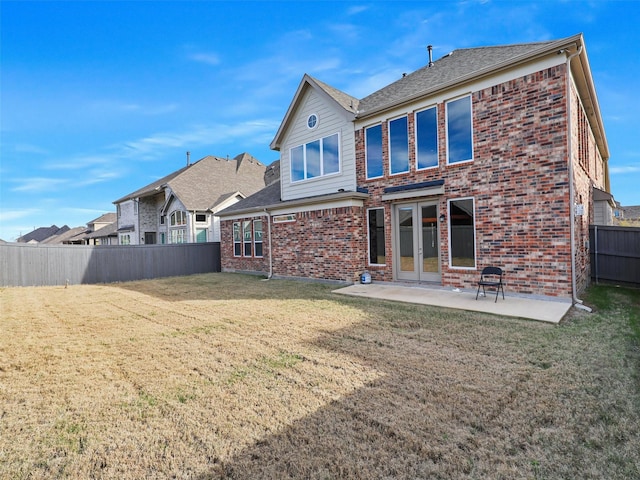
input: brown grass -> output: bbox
[0,274,638,479]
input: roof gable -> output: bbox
[168,154,266,211]
[113,153,267,211]
[270,74,359,150]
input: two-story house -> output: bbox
[218,33,611,300]
[113,153,268,245]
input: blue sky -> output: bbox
[1,0,639,241]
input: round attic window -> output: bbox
[307,113,318,129]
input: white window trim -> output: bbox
[414,105,439,171]
[233,222,242,257]
[388,115,410,176]
[253,219,263,258]
[289,132,341,183]
[447,197,477,270]
[367,207,386,266]
[365,123,384,180]
[445,94,474,166]
[307,113,319,130]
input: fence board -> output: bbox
[0,243,221,287]
[590,225,640,286]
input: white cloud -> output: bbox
[610,165,640,175]
[0,207,41,222]
[188,52,221,66]
[14,143,49,155]
[346,5,369,15]
[10,177,68,193]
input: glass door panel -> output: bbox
[420,203,441,281]
[398,206,415,273]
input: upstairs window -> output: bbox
[416,106,438,169]
[365,124,383,179]
[170,210,187,226]
[389,116,409,175]
[290,133,340,182]
[446,95,473,164]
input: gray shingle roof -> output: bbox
[113,153,267,211]
[17,225,69,243]
[309,76,359,113]
[357,36,579,117]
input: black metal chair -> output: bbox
[476,266,505,302]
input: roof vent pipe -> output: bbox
[427,45,434,67]
[186,151,191,166]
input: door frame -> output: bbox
[392,200,441,282]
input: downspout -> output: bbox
[264,209,273,279]
[564,46,591,312]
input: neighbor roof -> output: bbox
[113,153,268,211]
[17,225,70,243]
[40,226,88,244]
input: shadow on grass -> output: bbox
[194,309,562,479]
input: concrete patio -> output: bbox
[332,282,574,323]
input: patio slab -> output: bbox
[332,283,573,323]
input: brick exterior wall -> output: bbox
[221,206,367,283]
[221,64,607,298]
[356,65,579,297]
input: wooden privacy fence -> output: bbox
[589,225,640,286]
[0,242,221,287]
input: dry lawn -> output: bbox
[0,273,639,479]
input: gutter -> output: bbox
[564,45,592,313]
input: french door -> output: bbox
[394,202,441,282]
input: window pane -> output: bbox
[449,199,475,267]
[416,107,438,169]
[291,145,304,182]
[368,208,386,265]
[254,242,263,257]
[306,140,321,178]
[253,220,262,241]
[366,124,383,178]
[323,134,340,174]
[389,116,409,174]
[447,96,473,164]
[233,223,241,242]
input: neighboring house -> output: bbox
[592,188,616,226]
[616,205,640,227]
[16,225,70,243]
[219,33,612,300]
[81,213,118,245]
[41,226,88,245]
[113,153,268,245]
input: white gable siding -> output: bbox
[280,88,356,201]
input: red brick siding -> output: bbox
[220,217,270,275]
[357,65,575,296]
[221,207,367,282]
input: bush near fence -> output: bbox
[0,242,221,287]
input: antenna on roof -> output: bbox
[427,45,434,67]
[186,151,191,166]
